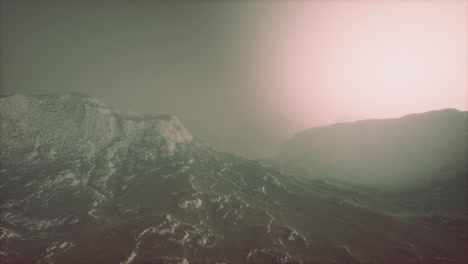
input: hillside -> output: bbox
[0,94,466,264]
[280,109,468,184]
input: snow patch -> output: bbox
[45,241,75,259]
[179,199,203,209]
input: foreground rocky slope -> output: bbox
[0,94,466,264]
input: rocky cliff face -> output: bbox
[0,94,466,264]
[0,93,192,166]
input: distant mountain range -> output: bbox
[0,94,466,264]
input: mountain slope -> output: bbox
[280,109,468,184]
[0,94,466,264]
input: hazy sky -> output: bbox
[0,1,258,125]
[1,1,467,130]
[255,0,468,126]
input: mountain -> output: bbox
[280,109,468,184]
[1,94,467,264]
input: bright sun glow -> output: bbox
[255,1,468,127]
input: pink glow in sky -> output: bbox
[254,1,468,127]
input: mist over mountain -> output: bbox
[280,109,468,184]
[0,94,467,264]
[183,113,302,160]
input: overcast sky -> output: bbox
[1,1,467,131]
[0,1,258,124]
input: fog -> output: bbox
[1,2,467,262]
[1,1,466,158]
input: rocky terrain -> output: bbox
[0,94,466,264]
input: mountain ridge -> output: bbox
[0,93,192,167]
[289,108,466,141]
[280,107,468,184]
